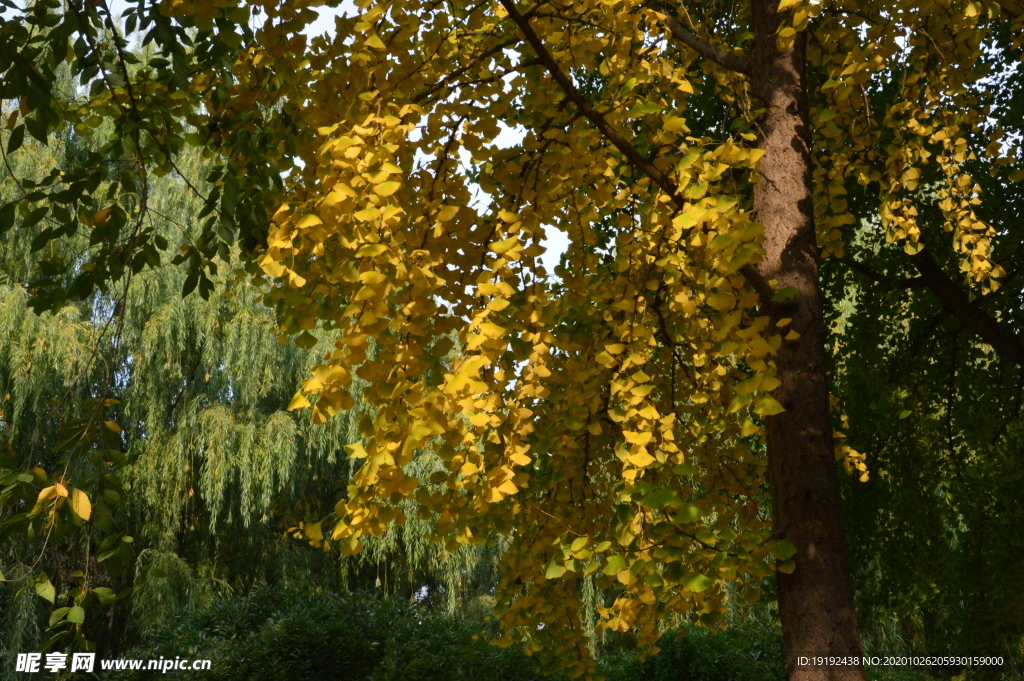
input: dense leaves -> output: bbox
[1,0,1023,678]
[92,586,554,681]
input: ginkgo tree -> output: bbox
[3,0,1024,679]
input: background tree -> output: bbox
[0,113,496,666]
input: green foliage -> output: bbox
[599,622,785,681]
[90,585,554,681]
[824,168,1024,665]
[0,0,289,311]
[0,107,500,660]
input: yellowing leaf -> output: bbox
[354,207,382,222]
[754,395,786,416]
[35,485,59,509]
[437,205,460,221]
[545,559,566,579]
[356,243,388,257]
[296,214,323,229]
[92,208,112,227]
[260,256,286,278]
[373,181,401,196]
[345,441,368,459]
[627,451,656,467]
[662,116,689,132]
[623,431,652,446]
[70,488,91,521]
[359,271,387,285]
[287,391,311,410]
[304,521,323,541]
[489,237,518,254]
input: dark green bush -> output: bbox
[87,585,550,681]
[598,622,939,681]
[599,623,786,681]
[81,586,958,681]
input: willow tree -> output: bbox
[0,109,498,663]
[3,0,1024,679]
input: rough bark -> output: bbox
[749,2,866,679]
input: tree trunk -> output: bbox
[749,2,866,680]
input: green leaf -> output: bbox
[898,409,912,419]
[770,538,798,560]
[67,606,85,624]
[35,574,55,603]
[182,265,199,296]
[627,101,662,118]
[545,559,566,579]
[771,286,797,302]
[24,115,48,145]
[677,152,700,170]
[6,125,25,154]
[0,201,13,234]
[91,587,117,605]
[682,573,714,593]
[49,607,71,628]
[644,572,664,587]
[35,632,66,653]
[709,234,735,250]
[642,489,678,509]
[295,331,318,349]
[602,554,628,576]
[673,504,703,524]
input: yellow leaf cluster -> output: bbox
[226,0,1014,674]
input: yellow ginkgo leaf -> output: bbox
[373,181,401,197]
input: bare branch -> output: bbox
[643,1,750,75]
[913,249,1024,366]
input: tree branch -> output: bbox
[847,256,924,288]
[497,0,774,305]
[642,1,750,75]
[913,249,1024,366]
